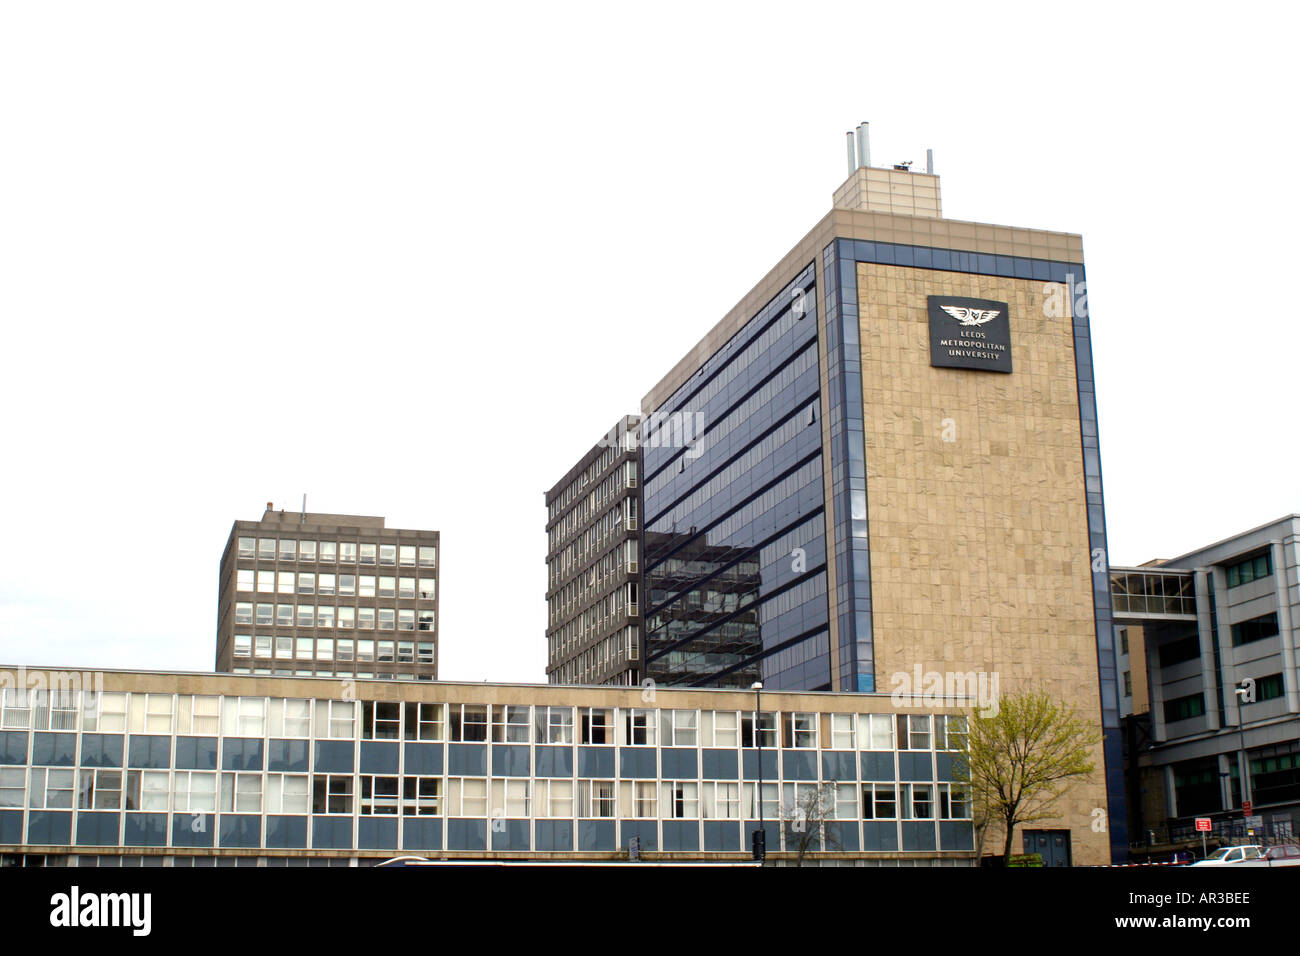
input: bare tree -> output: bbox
[949,689,1101,865]
[780,783,844,866]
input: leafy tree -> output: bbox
[948,689,1102,865]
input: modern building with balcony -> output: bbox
[1112,514,1300,850]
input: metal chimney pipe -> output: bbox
[846,132,856,176]
[926,148,934,175]
[856,122,870,169]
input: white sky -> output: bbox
[1,2,1296,683]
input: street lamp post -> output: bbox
[1234,682,1253,837]
[751,681,764,863]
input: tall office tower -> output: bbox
[1111,515,1300,850]
[631,129,1123,861]
[216,505,440,680]
[545,417,642,685]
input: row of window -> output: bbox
[1226,552,1273,589]
[233,636,435,664]
[0,769,969,821]
[237,539,435,568]
[0,692,966,751]
[236,571,436,600]
[228,669,433,681]
[548,445,635,523]
[233,604,435,631]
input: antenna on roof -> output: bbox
[301,494,307,524]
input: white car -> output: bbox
[1236,845,1300,868]
[1190,845,1263,866]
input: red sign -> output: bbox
[1243,801,1253,816]
[1195,818,1212,832]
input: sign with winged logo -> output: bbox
[928,295,1012,373]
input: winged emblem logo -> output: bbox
[940,305,1000,327]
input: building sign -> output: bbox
[928,296,1012,373]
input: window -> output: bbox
[313,775,354,814]
[702,781,740,819]
[1164,693,1206,723]
[398,610,415,632]
[258,538,275,561]
[257,570,275,593]
[418,578,436,600]
[279,539,296,562]
[743,782,778,819]
[901,783,933,819]
[221,697,265,737]
[449,704,488,742]
[278,571,295,594]
[404,702,444,741]
[221,773,263,813]
[0,767,25,808]
[1123,671,1132,697]
[378,576,396,598]
[339,574,356,597]
[270,699,312,737]
[397,577,416,600]
[236,569,254,592]
[898,714,931,750]
[783,712,817,748]
[234,635,251,658]
[741,711,776,748]
[297,572,315,595]
[418,611,435,632]
[318,573,336,596]
[1232,613,1280,647]
[360,775,400,815]
[378,609,396,631]
[81,692,127,732]
[29,768,76,809]
[338,607,355,629]
[581,708,612,745]
[492,705,531,743]
[254,636,271,658]
[357,608,375,630]
[266,774,309,813]
[1160,634,1201,665]
[129,693,174,734]
[296,605,314,627]
[235,602,253,626]
[32,691,79,732]
[1226,552,1273,588]
[295,637,312,659]
[861,783,897,819]
[299,540,316,562]
[705,710,738,747]
[238,537,255,559]
[1120,629,1129,656]
[377,640,395,662]
[939,783,971,819]
[336,638,354,661]
[418,546,436,568]
[357,639,375,661]
[825,713,856,750]
[360,543,377,565]
[319,541,337,562]
[623,708,656,745]
[276,636,293,659]
[172,771,217,812]
[935,715,968,752]
[256,603,273,626]
[664,781,699,818]
[402,777,440,816]
[661,709,697,747]
[447,778,488,816]
[379,544,396,566]
[314,700,357,738]
[1256,673,1285,702]
[417,642,434,664]
[535,779,573,818]
[578,780,615,818]
[538,706,574,744]
[317,605,335,628]
[276,604,293,626]
[629,781,657,817]
[339,542,357,563]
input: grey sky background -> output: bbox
[1,2,1296,683]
